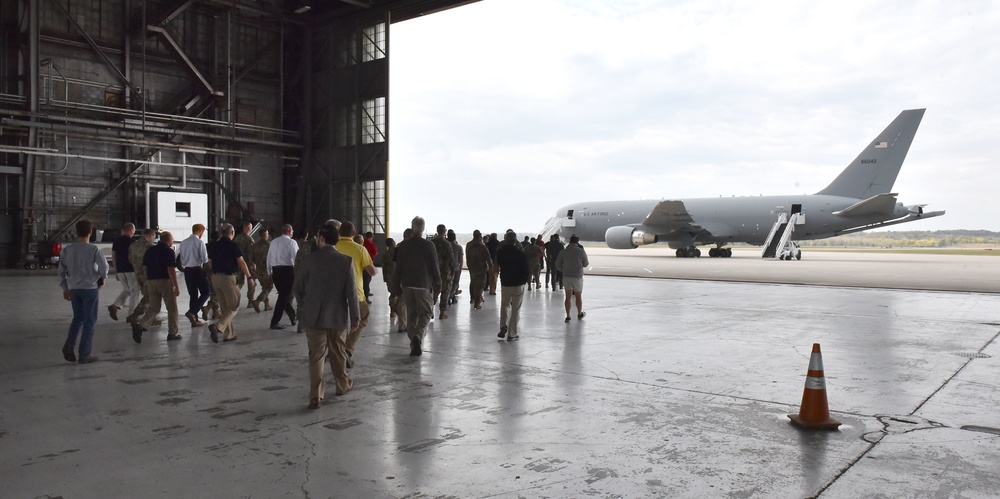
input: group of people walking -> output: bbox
[57,215,589,410]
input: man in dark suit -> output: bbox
[294,223,360,409]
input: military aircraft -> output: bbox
[541,109,944,259]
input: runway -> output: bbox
[583,246,1000,294]
[1,252,998,497]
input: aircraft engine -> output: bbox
[605,226,658,249]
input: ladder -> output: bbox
[761,213,799,258]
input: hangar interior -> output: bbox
[0,0,477,266]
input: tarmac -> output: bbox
[1,249,998,498]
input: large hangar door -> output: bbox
[301,13,389,249]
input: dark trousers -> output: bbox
[270,266,296,326]
[183,267,210,315]
[363,272,372,299]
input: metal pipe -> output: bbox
[23,0,40,251]
[0,146,249,172]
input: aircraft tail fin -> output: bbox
[816,109,925,199]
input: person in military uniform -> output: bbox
[202,230,221,320]
[383,237,399,318]
[234,221,256,307]
[125,229,155,323]
[524,237,543,290]
[465,230,493,310]
[251,228,273,312]
[431,224,454,319]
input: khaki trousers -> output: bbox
[401,287,434,343]
[138,279,179,334]
[112,271,141,314]
[345,301,370,356]
[306,327,352,400]
[211,274,241,340]
[500,284,525,336]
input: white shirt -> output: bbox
[267,234,299,275]
[178,233,208,269]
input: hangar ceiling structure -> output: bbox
[0,0,478,265]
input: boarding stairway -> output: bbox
[761,212,802,258]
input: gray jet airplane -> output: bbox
[541,109,945,258]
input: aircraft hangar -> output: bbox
[2,2,999,498]
[0,0,478,266]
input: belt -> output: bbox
[273,265,293,269]
[220,272,239,276]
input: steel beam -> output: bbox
[147,26,223,97]
[46,0,144,99]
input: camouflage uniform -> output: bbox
[382,244,400,317]
[234,231,255,301]
[293,237,315,333]
[251,237,272,310]
[524,242,543,289]
[125,237,153,322]
[465,238,493,308]
[431,235,454,314]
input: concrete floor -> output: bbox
[1,259,998,498]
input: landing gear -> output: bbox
[674,247,702,258]
[708,247,733,258]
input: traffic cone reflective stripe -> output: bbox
[788,343,841,430]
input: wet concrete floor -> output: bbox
[1,265,998,498]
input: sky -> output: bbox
[387,0,1000,235]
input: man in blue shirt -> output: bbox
[207,223,255,343]
[178,223,209,327]
[108,222,138,321]
[131,232,181,343]
[59,219,108,363]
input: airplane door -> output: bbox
[562,209,576,228]
[791,203,805,224]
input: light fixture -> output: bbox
[294,5,311,14]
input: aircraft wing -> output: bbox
[642,200,695,230]
[640,200,736,240]
[832,193,898,217]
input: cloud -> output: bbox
[389,0,1000,233]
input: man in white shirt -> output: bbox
[267,224,299,330]
[178,223,209,327]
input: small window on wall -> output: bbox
[176,202,192,218]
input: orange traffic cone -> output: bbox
[788,343,842,429]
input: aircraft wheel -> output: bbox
[27,262,38,270]
[723,248,732,258]
[709,248,719,258]
[779,255,785,260]
[675,249,684,258]
[693,248,701,258]
[41,263,51,270]
[796,254,802,261]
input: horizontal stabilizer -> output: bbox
[832,193,898,217]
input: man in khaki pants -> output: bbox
[295,223,360,409]
[131,232,181,343]
[207,223,255,343]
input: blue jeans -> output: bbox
[66,288,99,362]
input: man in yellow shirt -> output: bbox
[334,221,377,368]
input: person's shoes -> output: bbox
[536,284,541,289]
[497,326,507,338]
[78,355,99,364]
[390,311,396,319]
[185,311,205,327]
[290,317,297,326]
[167,333,182,341]
[223,336,238,343]
[250,299,260,313]
[507,334,519,341]
[409,337,422,357]
[211,306,220,320]
[209,324,220,344]
[308,398,321,410]
[346,353,355,369]
[578,311,586,320]
[108,304,120,321]
[439,310,448,320]
[366,299,372,304]
[263,301,273,311]
[62,344,76,363]
[201,306,210,320]
[270,324,286,330]
[152,319,163,326]
[397,325,406,333]
[565,316,571,323]
[489,292,496,295]
[455,289,462,295]
[131,322,144,344]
